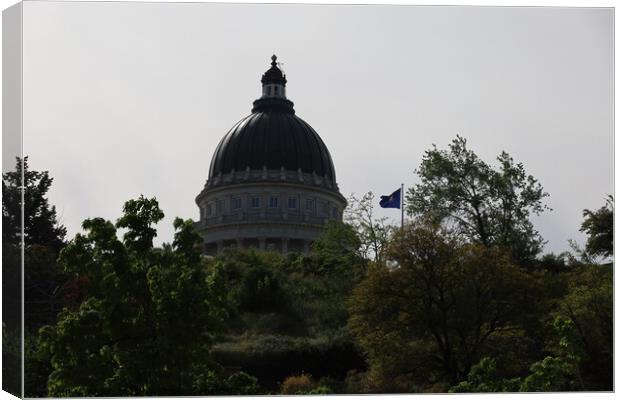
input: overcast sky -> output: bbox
[20,2,612,255]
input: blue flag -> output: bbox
[379,188,401,209]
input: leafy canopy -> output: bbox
[344,192,394,262]
[2,156,66,249]
[579,196,613,260]
[348,221,539,391]
[38,196,235,396]
[406,136,549,263]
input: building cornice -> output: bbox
[195,170,347,205]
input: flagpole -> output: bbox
[401,183,404,229]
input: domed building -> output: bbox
[195,55,346,255]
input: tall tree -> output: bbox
[406,136,549,264]
[344,192,394,262]
[38,197,237,396]
[579,196,613,260]
[2,156,66,250]
[348,221,539,391]
[2,157,68,330]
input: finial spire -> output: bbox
[256,54,290,108]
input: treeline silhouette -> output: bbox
[3,138,612,395]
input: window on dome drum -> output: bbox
[288,197,297,209]
[269,196,279,208]
[250,196,260,208]
[232,197,241,210]
[216,200,222,214]
[306,198,314,211]
[207,204,213,216]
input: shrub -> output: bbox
[280,373,315,394]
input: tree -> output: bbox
[449,357,521,393]
[550,264,612,390]
[2,157,68,330]
[210,226,367,390]
[3,158,68,396]
[344,192,394,262]
[309,220,364,269]
[449,264,612,392]
[38,196,236,396]
[579,196,613,260]
[406,136,549,264]
[348,221,539,391]
[2,156,66,250]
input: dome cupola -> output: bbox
[261,54,287,88]
[252,54,294,113]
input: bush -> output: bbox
[225,371,262,395]
[280,373,315,394]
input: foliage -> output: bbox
[345,192,395,262]
[450,357,521,392]
[406,136,549,263]
[24,245,68,329]
[2,324,21,397]
[211,230,367,390]
[289,233,367,334]
[311,220,364,266]
[280,373,314,394]
[2,243,22,330]
[519,316,584,392]
[348,221,540,390]
[2,157,69,330]
[450,264,613,393]
[579,195,613,260]
[222,371,261,395]
[280,373,331,394]
[38,196,236,396]
[551,264,613,390]
[214,250,290,316]
[24,328,53,398]
[2,156,66,249]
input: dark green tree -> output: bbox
[406,136,549,264]
[37,196,240,396]
[2,156,66,250]
[348,221,539,391]
[579,196,613,260]
[449,357,521,393]
[210,224,367,391]
[2,157,68,329]
[3,158,68,396]
[548,264,612,390]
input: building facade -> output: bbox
[195,55,346,255]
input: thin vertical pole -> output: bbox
[401,183,404,229]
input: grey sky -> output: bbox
[21,2,613,255]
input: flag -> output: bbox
[379,188,401,209]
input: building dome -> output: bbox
[208,111,337,181]
[195,55,346,255]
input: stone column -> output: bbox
[216,240,223,254]
[282,238,289,255]
[303,240,310,254]
[236,238,243,250]
[259,237,266,251]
